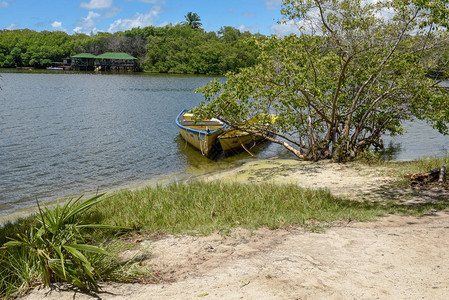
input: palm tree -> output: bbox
[183,12,202,29]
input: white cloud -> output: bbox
[270,19,301,36]
[0,1,11,8]
[273,1,395,36]
[266,0,282,11]
[295,8,324,35]
[6,23,17,30]
[103,6,121,18]
[51,21,66,32]
[237,24,259,33]
[108,6,162,32]
[74,11,101,34]
[80,0,113,10]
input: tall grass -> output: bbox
[399,154,449,174]
[84,181,392,234]
[2,175,448,298]
[0,247,41,298]
[382,154,449,185]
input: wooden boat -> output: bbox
[217,115,275,155]
[176,110,226,157]
[217,129,266,155]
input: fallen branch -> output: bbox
[407,164,447,186]
[407,168,440,185]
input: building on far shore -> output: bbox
[70,52,137,72]
[70,53,97,71]
[95,52,137,72]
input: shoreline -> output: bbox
[204,158,395,200]
[19,157,449,300]
[0,158,248,226]
[2,156,446,226]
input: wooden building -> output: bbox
[70,53,97,71]
[70,52,137,72]
[95,52,137,72]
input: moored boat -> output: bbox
[217,115,276,155]
[176,110,226,157]
[217,129,266,155]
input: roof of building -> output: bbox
[71,52,137,60]
[71,53,97,59]
[95,52,137,60]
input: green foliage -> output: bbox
[0,29,74,68]
[0,195,117,295]
[0,24,262,74]
[183,12,202,29]
[0,247,41,298]
[195,0,449,161]
[144,24,261,74]
[84,181,392,234]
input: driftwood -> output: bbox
[407,164,447,186]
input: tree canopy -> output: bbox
[0,22,262,75]
[195,0,449,161]
[144,24,261,74]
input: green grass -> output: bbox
[0,247,41,298]
[82,181,425,235]
[1,158,448,298]
[363,154,449,186]
[395,154,448,176]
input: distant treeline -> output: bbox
[0,25,263,75]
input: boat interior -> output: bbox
[177,112,224,130]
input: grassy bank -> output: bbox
[384,154,449,186]
[1,156,448,298]
[85,181,390,234]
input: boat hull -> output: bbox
[176,110,225,157]
[218,130,266,155]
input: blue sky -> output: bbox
[0,0,293,36]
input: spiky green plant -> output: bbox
[1,194,114,292]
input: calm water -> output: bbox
[0,71,279,221]
[0,71,448,221]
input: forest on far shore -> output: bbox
[0,25,264,75]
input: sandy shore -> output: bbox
[22,159,449,299]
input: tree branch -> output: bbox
[342,8,420,140]
[316,1,333,34]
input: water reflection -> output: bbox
[174,134,275,177]
[379,141,403,161]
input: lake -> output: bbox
[0,70,448,221]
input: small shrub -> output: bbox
[1,195,116,294]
